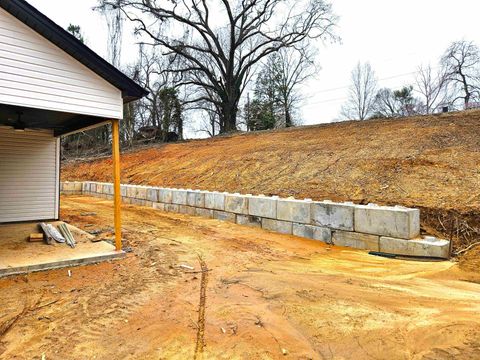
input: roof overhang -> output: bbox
[0,0,148,104]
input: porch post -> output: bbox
[111,119,122,251]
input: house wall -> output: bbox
[0,127,59,223]
[62,181,451,259]
[0,8,123,119]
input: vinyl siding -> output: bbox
[0,127,58,223]
[0,7,123,119]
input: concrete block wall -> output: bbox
[61,181,450,259]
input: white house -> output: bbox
[0,0,146,250]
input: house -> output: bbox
[0,0,147,251]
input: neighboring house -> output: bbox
[0,0,147,249]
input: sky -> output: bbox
[28,0,480,134]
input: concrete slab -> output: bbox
[355,205,420,239]
[147,188,159,202]
[0,222,125,278]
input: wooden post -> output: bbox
[111,120,122,251]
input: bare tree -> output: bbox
[415,64,451,114]
[97,0,338,133]
[441,40,480,108]
[341,62,378,120]
[96,0,124,68]
[274,44,318,127]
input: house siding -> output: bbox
[0,7,123,119]
[0,127,58,223]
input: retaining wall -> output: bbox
[61,181,450,259]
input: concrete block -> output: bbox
[165,204,180,213]
[225,194,249,215]
[292,224,332,243]
[104,184,113,195]
[172,189,188,205]
[379,236,450,259]
[354,205,420,239]
[213,211,236,223]
[153,202,165,211]
[132,198,146,206]
[277,199,311,223]
[204,192,225,210]
[120,185,127,197]
[311,201,354,231]
[332,231,379,251]
[145,201,153,208]
[249,196,277,219]
[187,191,206,208]
[262,218,292,235]
[236,215,262,228]
[126,185,136,198]
[97,183,104,194]
[135,186,148,200]
[159,188,173,204]
[147,188,159,202]
[195,208,214,219]
[91,183,97,193]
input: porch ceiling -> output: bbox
[0,103,111,137]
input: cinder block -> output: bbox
[172,189,188,205]
[153,202,165,211]
[165,204,180,213]
[237,215,262,228]
[354,205,420,239]
[213,211,236,223]
[159,188,173,204]
[147,188,159,202]
[332,230,379,251]
[311,201,354,231]
[225,194,249,214]
[187,191,206,208]
[277,198,311,223]
[135,186,148,200]
[195,208,214,219]
[292,224,332,243]
[249,196,277,219]
[379,236,450,259]
[262,218,292,235]
[204,192,225,210]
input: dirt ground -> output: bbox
[1,196,479,360]
[62,111,480,252]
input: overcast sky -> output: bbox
[28,0,480,134]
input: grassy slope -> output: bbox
[63,111,480,214]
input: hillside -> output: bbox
[62,111,480,253]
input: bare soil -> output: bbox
[1,196,480,359]
[62,111,480,254]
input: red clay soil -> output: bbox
[62,111,480,252]
[2,196,480,359]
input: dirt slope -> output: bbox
[2,196,480,359]
[62,111,480,250]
